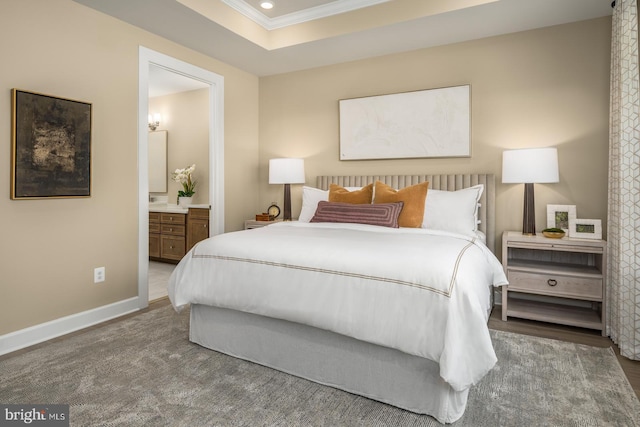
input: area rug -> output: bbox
[1,305,638,426]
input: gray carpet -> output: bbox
[1,305,639,427]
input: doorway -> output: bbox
[138,47,225,309]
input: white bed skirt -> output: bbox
[189,304,469,424]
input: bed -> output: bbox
[168,174,507,424]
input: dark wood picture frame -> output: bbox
[11,89,92,199]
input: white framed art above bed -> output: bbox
[339,85,471,160]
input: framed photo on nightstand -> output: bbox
[546,204,577,233]
[569,218,602,239]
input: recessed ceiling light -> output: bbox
[260,1,274,10]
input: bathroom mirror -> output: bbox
[148,130,168,193]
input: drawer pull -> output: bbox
[204,224,207,228]
[547,279,558,287]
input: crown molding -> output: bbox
[222,0,390,30]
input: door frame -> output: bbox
[138,46,225,308]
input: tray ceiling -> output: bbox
[73,0,612,76]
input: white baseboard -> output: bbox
[0,297,141,356]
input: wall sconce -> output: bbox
[269,158,305,221]
[502,147,559,235]
[148,113,161,131]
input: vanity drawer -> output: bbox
[161,224,185,236]
[507,270,602,301]
[149,212,161,223]
[188,208,209,219]
[161,235,185,261]
[149,222,161,233]
[160,213,186,225]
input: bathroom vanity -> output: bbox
[149,204,210,263]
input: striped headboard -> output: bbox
[316,174,496,253]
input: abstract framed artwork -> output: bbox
[569,218,602,240]
[546,204,577,233]
[11,89,92,199]
[339,85,470,160]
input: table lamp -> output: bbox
[502,147,559,235]
[269,158,305,221]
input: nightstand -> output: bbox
[244,219,277,229]
[501,231,607,336]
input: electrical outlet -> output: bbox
[94,267,105,283]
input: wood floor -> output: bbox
[490,305,640,400]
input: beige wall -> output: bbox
[259,17,611,252]
[149,88,210,205]
[0,0,259,335]
[0,1,610,338]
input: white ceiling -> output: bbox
[74,0,612,93]
[149,65,209,97]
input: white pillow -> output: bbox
[298,186,364,222]
[299,187,328,222]
[422,184,484,236]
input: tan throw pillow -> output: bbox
[373,181,429,228]
[328,183,373,204]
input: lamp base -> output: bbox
[283,183,292,221]
[522,183,536,235]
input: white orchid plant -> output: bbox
[172,164,197,198]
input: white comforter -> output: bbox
[168,222,508,392]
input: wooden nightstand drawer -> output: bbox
[160,213,186,225]
[161,224,185,236]
[507,270,603,301]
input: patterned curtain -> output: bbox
[607,0,640,361]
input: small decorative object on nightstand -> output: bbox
[501,231,607,336]
[541,228,565,239]
[267,202,281,219]
[546,204,576,234]
[569,219,603,240]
